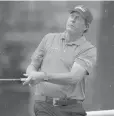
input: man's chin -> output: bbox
[66,28,76,34]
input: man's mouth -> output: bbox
[68,24,75,28]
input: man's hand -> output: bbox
[23,72,44,86]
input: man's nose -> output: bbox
[71,16,79,23]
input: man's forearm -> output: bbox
[46,72,75,85]
[43,64,87,85]
[45,71,86,85]
[44,63,87,85]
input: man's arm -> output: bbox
[23,34,47,85]
[43,47,97,85]
[45,62,87,85]
[23,62,86,86]
[24,45,96,86]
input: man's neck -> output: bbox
[65,31,83,43]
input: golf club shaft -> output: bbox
[0,78,26,81]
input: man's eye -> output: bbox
[71,14,74,18]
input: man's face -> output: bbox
[66,11,86,34]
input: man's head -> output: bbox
[66,5,93,34]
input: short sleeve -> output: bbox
[74,47,97,75]
[31,34,48,70]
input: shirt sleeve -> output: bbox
[31,34,48,70]
[74,47,97,75]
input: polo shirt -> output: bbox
[31,32,96,100]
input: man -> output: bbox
[23,5,96,116]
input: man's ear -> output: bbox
[84,23,89,32]
[85,24,89,31]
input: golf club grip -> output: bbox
[20,78,26,81]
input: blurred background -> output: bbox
[0,1,114,116]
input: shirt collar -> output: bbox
[60,32,86,46]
